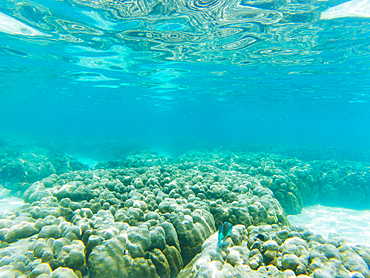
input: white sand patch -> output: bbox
[0,196,24,213]
[288,205,370,246]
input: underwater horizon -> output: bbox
[1,0,370,277]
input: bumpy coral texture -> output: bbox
[0,151,369,278]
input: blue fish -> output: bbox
[218,221,233,249]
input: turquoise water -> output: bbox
[0,0,370,157]
[1,2,370,270]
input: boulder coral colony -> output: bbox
[0,148,370,277]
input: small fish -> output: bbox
[218,221,233,249]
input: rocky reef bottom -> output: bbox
[178,224,370,278]
[0,150,369,278]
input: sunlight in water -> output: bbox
[321,0,370,19]
[0,11,49,36]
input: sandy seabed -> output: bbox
[289,205,370,246]
[0,197,24,213]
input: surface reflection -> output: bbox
[1,0,369,67]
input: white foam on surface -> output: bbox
[288,205,370,246]
[321,0,370,19]
[0,11,48,36]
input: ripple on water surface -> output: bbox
[288,205,370,246]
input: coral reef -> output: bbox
[0,150,369,277]
[0,152,289,277]
[0,150,87,193]
[178,223,370,278]
[0,141,88,195]
[310,160,370,209]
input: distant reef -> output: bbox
[0,149,370,277]
[95,150,370,212]
[0,143,88,195]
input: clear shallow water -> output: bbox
[0,0,370,156]
[0,0,370,253]
[289,205,370,246]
